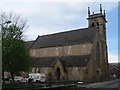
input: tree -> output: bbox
[1,12,31,83]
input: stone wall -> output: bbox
[30,43,92,57]
[31,66,85,81]
[66,67,85,81]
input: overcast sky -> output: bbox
[0,0,119,63]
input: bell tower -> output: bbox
[87,4,109,80]
[87,4,107,42]
[87,4,107,29]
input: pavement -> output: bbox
[85,79,120,88]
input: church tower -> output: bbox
[87,4,109,80]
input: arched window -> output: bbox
[97,22,99,26]
[55,68,61,80]
[97,22,99,29]
[91,22,94,27]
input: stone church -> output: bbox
[27,4,109,82]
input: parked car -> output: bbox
[28,73,46,82]
[14,76,24,82]
[9,76,28,82]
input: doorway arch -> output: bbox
[55,67,61,80]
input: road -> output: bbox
[34,79,120,90]
[85,78,120,89]
[2,79,120,90]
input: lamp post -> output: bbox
[0,21,11,88]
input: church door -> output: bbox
[55,68,61,80]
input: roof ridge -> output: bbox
[37,27,96,37]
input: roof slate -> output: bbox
[31,27,97,49]
[32,55,90,67]
[109,63,120,70]
[25,41,34,49]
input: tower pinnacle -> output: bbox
[88,7,90,16]
[100,4,102,13]
[104,10,106,17]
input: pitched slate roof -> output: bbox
[32,55,90,67]
[24,41,34,49]
[61,55,90,67]
[32,57,58,67]
[31,27,97,49]
[109,63,120,70]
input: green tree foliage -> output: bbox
[1,12,31,82]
